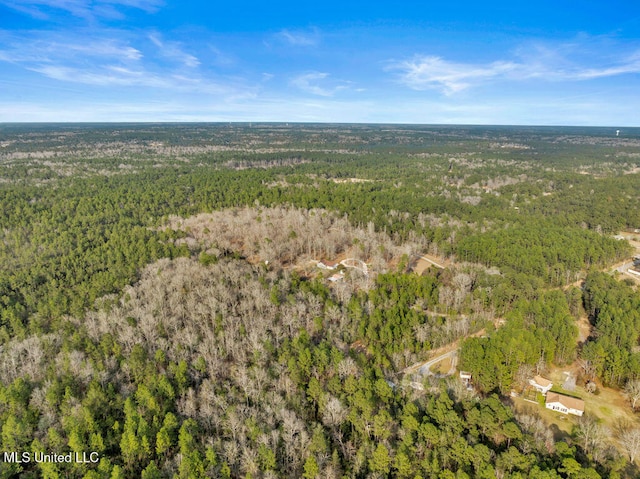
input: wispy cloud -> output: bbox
[0,0,163,20]
[290,72,348,97]
[390,42,640,94]
[26,60,249,95]
[68,41,143,61]
[389,56,518,95]
[29,64,169,88]
[149,33,199,68]
[207,45,235,67]
[0,33,143,64]
[0,30,252,96]
[569,56,640,79]
[276,28,320,46]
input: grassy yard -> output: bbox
[511,395,577,438]
[513,366,640,443]
[430,355,454,375]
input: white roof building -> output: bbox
[545,392,585,416]
[529,375,553,395]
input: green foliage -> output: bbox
[355,273,442,361]
[457,224,630,286]
[1,124,638,479]
[460,291,578,393]
[581,272,640,386]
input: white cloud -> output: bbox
[390,46,640,94]
[27,62,250,96]
[569,57,640,80]
[0,33,143,64]
[29,64,152,86]
[291,72,348,97]
[149,33,200,68]
[389,56,518,95]
[0,30,252,96]
[276,28,320,46]
[61,41,143,61]
[207,45,235,67]
[104,0,162,10]
[0,0,162,19]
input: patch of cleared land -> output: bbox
[409,254,449,274]
[514,365,640,440]
[430,355,455,375]
[331,177,374,184]
[576,314,592,343]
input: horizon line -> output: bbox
[0,121,636,129]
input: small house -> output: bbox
[459,371,473,390]
[328,272,344,283]
[545,392,585,416]
[529,375,553,395]
[317,260,339,270]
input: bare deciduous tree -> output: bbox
[575,415,609,459]
[620,428,640,463]
[337,357,358,379]
[322,396,347,427]
[624,379,640,410]
[515,364,535,390]
[578,359,597,382]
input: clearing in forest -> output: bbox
[161,206,431,279]
[409,254,450,274]
[514,365,640,440]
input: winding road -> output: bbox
[402,349,458,377]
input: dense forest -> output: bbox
[0,123,639,478]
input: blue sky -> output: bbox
[1,0,639,125]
